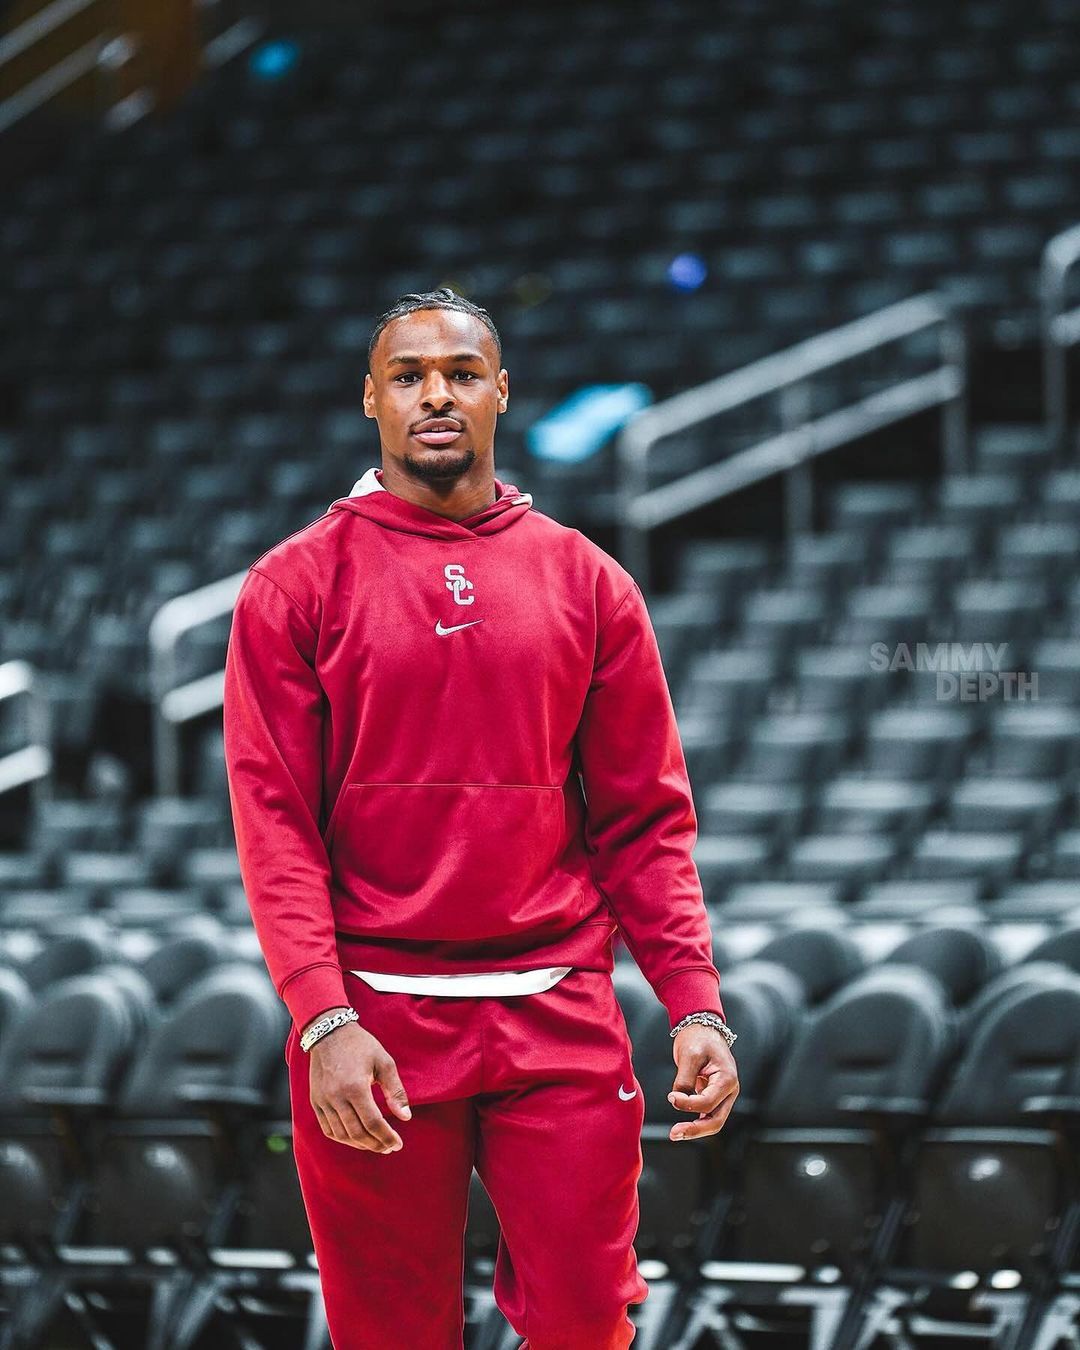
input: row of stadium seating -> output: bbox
[3,1,1080,1344]
[2,0,1080,733]
[3,910,1080,1022]
[1,919,1078,1347]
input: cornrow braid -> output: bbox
[367,287,502,366]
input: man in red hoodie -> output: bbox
[223,288,739,1350]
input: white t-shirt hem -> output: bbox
[348,966,574,996]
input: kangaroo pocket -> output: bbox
[326,781,588,940]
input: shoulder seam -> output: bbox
[248,565,318,634]
[597,580,637,639]
[245,505,342,571]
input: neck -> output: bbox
[377,464,498,521]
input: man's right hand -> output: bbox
[301,1008,412,1153]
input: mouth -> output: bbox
[411,419,464,447]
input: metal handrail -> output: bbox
[0,35,105,133]
[0,0,146,136]
[0,0,99,68]
[148,571,245,796]
[1040,222,1080,457]
[616,293,968,592]
[0,660,52,801]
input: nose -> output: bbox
[420,370,456,411]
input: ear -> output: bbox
[496,368,509,414]
[363,372,376,419]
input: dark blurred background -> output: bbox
[1,3,1080,1348]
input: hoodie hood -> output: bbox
[326,467,533,540]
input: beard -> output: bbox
[402,446,477,483]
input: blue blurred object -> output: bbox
[249,40,299,80]
[667,252,709,291]
[527,384,654,464]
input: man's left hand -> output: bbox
[667,1025,739,1141]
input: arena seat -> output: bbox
[859,969,1080,1345]
[668,966,954,1350]
[0,973,139,1279]
[880,925,1004,1007]
[699,782,806,844]
[3,4,1080,1340]
[632,966,797,1280]
[750,926,866,1005]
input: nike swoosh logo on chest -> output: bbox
[435,619,485,636]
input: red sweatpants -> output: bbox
[285,967,651,1349]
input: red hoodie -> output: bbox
[222,470,725,1035]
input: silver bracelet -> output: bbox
[670,1010,737,1049]
[300,1007,359,1053]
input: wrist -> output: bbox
[670,1010,737,1049]
[301,1005,351,1038]
[299,1006,360,1053]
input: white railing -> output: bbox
[615,293,968,592]
[1040,222,1080,458]
[148,572,245,796]
[0,0,143,135]
[0,0,265,135]
[0,660,52,802]
[0,0,96,65]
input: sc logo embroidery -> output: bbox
[444,564,475,606]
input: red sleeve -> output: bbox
[223,566,348,1032]
[575,580,725,1029]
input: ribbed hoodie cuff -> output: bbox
[658,968,726,1030]
[281,964,351,1034]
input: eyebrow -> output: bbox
[386,352,486,367]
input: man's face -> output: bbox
[363,307,509,485]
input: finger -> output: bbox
[669,1086,729,1111]
[338,1097,401,1153]
[314,1102,350,1145]
[319,1099,395,1152]
[349,1092,404,1151]
[670,1059,719,1098]
[670,1070,703,1097]
[669,1073,736,1112]
[375,1061,412,1122]
[671,1089,739,1141]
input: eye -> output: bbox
[394,372,420,383]
[453,370,478,381]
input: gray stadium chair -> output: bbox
[678,648,780,726]
[828,482,925,541]
[1049,830,1080,879]
[833,582,937,647]
[861,970,1080,1345]
[987,705,1080,778]
[946,777,1063,841]
[699,781,806,844]
[792,646,894,716]
[712,881,844,924]
[862,706,973,781]
[984,881,1080,922]
[752,925,867,1004]
[907,828,1024,885]
[737,587,827,655]
[785,833,898,890]
[816,777,936,841]
[739,710,851,783]
[851,879,983,921]
[935,472,1025,533]
[781,529,870,600]
[669,967,954,1350]
[881,924,1004,1007]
